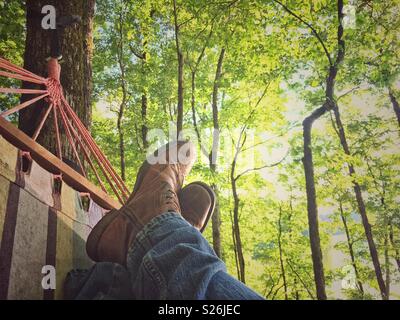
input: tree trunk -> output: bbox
[211,48,225,158]
[278,205,288,299]
[293,279,300,300]
[286,260,315,300]
[230,161,245,283]
[176,51,184,138]
[141,93,148,149]
[233,200,246,283]
[384,231,391,299]
[332,104,387,299]
[189,28,211,152]
[210,182,222,258]
[381,198,391,299]
[129,14,150,151]
[300,0,345,300]
[191,71,202,149]
[209,48,225,259]
[302,109,328,300]
[116,12,126,181]
[288,196,299,299]
[117,110,126,181]
[20,0,94,163]
[389,223,400,273]
[339,202,364,295]
[187,41,225,259]
[388,88,400,128]
[367,162,400,277]
[117,103,126,181]
[230,211,241,280]
[173,0,184,138]
[139,49,148,150]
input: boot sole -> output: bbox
[183,181,216,233]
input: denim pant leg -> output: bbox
[126,212,264,300]
[64,262,133,300]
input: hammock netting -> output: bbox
[0,57,128,206]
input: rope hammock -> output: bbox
[0,57,129,207]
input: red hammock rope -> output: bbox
[0,57,129,205]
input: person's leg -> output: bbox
[64,262,133,300]
[127,212,264,300]
[86,141,263,299]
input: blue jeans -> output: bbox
[65,212,263,300]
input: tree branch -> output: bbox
[234,152,288,182]
[286,260,316,300]
[273,0,333,66]
[129,43,145,60]
[241,122,300,153]
[329,110,340,138]
[264,274,281,299]
[337,86,361,101]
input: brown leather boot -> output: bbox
[86,141,196,265]
[179,181,215,233]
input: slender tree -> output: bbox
[209,48,225,258]
[277,204,288,299]
[172,0,184,138]
[116,5,127,181]
[273,0,346,299]
[338,201,364,295]
[389,88,400,128]
[128,6,153,150]
[332,102,387,299]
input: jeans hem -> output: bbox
[127,212,185,257]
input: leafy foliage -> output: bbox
[1,0,399,299]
